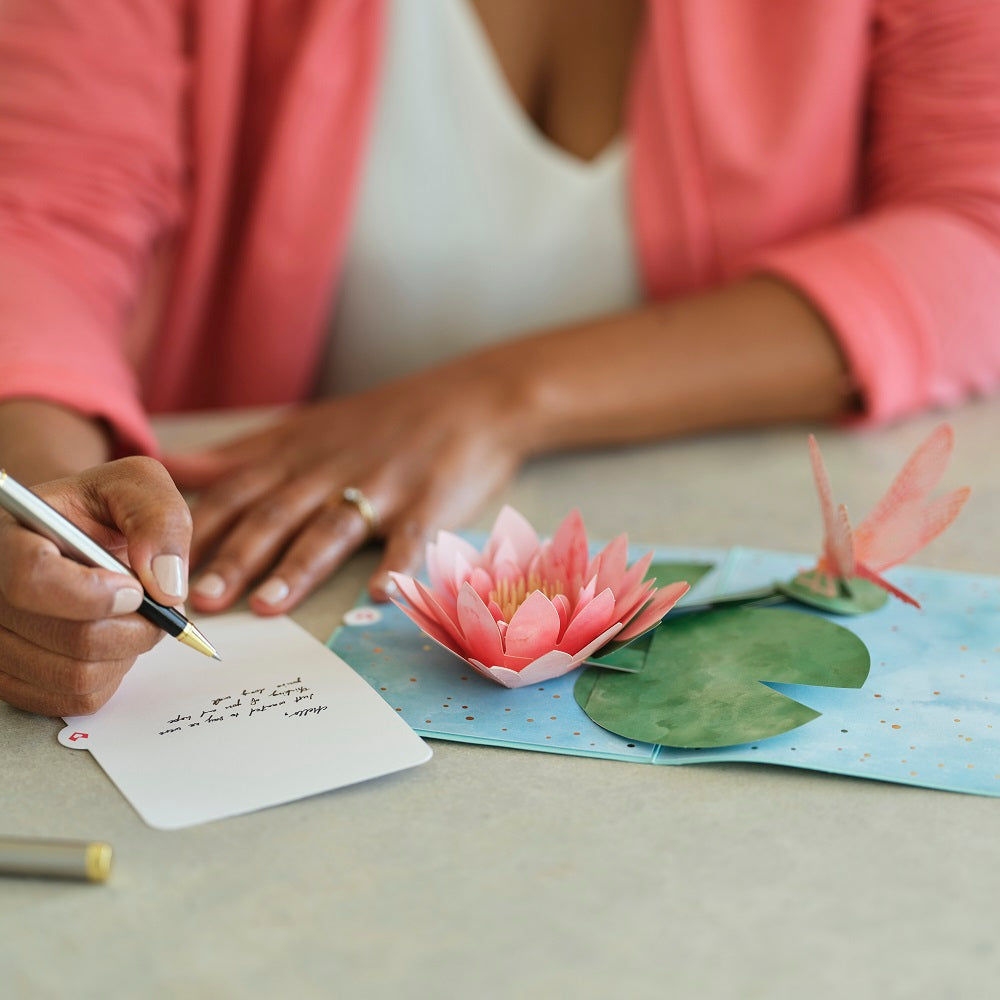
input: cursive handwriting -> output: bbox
[158,677,328,735]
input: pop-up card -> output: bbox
[331,425,999,796]
[59,613,431,829]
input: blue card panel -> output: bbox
[659,550,1000,797]
[328,545,1000,796]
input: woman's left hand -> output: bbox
[162,360,532,615]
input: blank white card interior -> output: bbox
[59,612,431,830]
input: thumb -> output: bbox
[77,456,194,606]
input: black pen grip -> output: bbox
[137,594,187,639]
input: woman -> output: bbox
[1,0,998,715]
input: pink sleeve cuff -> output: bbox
[753,207,1000,425]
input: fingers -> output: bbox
[0,527,144,622]
[368,515,433,601]
[0,597,161,661]
[245,499,373,615]
[185,463,289,568]
[0,623,138,717]
[66,456,194,607]
[188,473,333,612]
[244,485,436,614]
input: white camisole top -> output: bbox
[318,0,641,395]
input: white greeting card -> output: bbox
[59,613,431,829]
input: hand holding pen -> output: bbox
[0,457,214,717]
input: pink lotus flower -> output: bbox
[389,506,689,688]
[806,423,970,607]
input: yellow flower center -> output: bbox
[488,574,565,621]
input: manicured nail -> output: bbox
[111,588,144,615]
[152,554,186,600]
[193,572,227,600]
[371,574,397,600]
[254,577,290,606]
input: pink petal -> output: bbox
[546,508,591,586]
[491,558,523,587]
[388,571,436,620]
[612,579,657,624]
[616,550,654,600]
[504,590,563,659]
[411,578,465,647]
[471,622,625,687]
[426,530,481,593]
[468,566,496,603]
[490,537,525,572]
[558,587,618,654]
[573,575,597,611]
[389,598,465,658]
[616,580,689,642]
[572,621,626,662]
[552,593,571,638]
[484,506,540,566]
[589,534,629,594]
[456,583,506,667]
[479,649,578,688]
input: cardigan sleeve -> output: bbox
[754,0,1000,424]
[0,0,187,454]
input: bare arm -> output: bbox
[472,275,856,457]
[165,273,856,613]
[0,400,112,484]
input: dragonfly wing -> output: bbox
[854,424,969,570]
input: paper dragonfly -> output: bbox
[781,422,971,613]
[390,425,969,748]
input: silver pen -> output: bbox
[0,469,219,660]
[0,836,113,882]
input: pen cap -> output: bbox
[0,838,113,883]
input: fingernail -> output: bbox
[193,572,227,600]
[111,588,144,615]
[255,577,290,606]
[152,554,186,600]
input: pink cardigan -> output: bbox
[1,0,999,455]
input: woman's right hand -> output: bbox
[0,457,193,717]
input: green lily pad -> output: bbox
[646,561,715,588]
[778,570,888,615]
[575,606,870,748]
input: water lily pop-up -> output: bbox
[388,506,689,688]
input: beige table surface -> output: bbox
[2,401,999,1000]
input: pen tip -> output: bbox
[177,621,220,660]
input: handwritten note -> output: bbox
[157,676,328,735]
[59,613,431,830]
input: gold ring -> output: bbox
[342,486,381,536]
